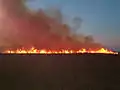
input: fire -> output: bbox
[3,47,118,54]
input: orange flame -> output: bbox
[3,47,118,54]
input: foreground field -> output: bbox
[0,53,120,90]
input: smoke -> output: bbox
[44,7,63,23]
[71,17,82,32]
[0,0,102,50]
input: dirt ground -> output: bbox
[0,53,120,90]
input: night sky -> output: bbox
[26,0,120,50]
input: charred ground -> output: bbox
[0,53,120,90]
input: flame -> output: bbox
[3,47,118,54]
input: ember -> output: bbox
[3,47,118,54]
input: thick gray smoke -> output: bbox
[0,0,102,50]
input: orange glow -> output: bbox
[3,47,118,54]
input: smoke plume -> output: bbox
[0,0,102,50]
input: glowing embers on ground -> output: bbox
[3,47,118,54]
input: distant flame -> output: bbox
[3,47,118,54]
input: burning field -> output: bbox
[3,47,118,54]
[0,0,120,90]
[0,0,117,53]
